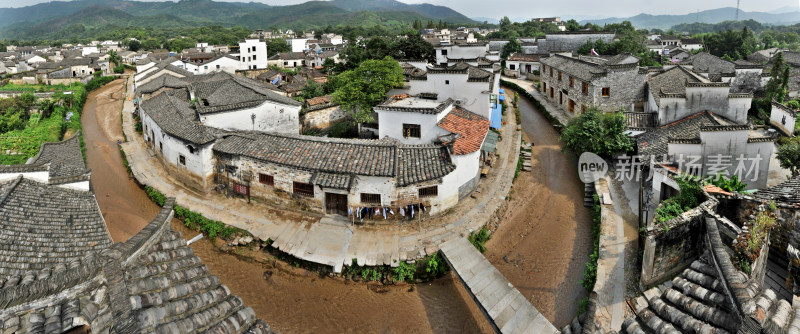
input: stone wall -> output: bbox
[302,105,347,131]
[540,64,646,116]
[640,193,718,288]
[539,33,615,53]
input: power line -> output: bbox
[735,0,741,21]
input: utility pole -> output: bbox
[735,0,741,21]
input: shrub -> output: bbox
[708,173,747,192]
[468,226,491,253]
[787,100,800,110]
[392,261,416,282]
[424,253,448,277]
[560,108,634,157]
[328,122,357,138]
[654,178,703,224]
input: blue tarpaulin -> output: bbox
[490,104,502,129]
[499,95,505,101]
[499,89,505,94]
[271,77,280,85]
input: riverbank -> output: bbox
[82,76,495,333]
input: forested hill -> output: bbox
[0,0,476,40]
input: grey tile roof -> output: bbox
[374,96,454,115]
[541,53,640,82]
[753,175,800,205]
[29,132,87,178]
[0,176,111,280]
[214,133,455,186]
[140,91,221,145]
[636,112,727,157]
[0,198,277,334]
[190,72,301,114]
[647,66,708,106]
[136,74,189,94]
[679,52,735,75]
[310,171,353,190]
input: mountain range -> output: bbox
[581,7,800,29]
[0,0,475,39]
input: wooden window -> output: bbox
[179,155,186,165]
[541,64,546,73]
[259,173,274,186]
[403,124,421,138]
[441,49,448,55]
[542,82,546,92]
[293,182,314,197]
[549,68,553,76]
[419,186,438,198]
[581,105,587,113]
[549,87,554,98]
[569,76,574,88]
[569,99,575,112]
[582,82,589,95]
[360,193,381,205]
[558,71,562,81]
[510,64,516,70]
[601,87,610,97]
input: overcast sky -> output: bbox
[0,0,797,19]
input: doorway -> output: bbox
[325,192,348,216]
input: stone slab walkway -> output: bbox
[592,177,628,331]
[502,77,573,126]
[119,76,523,272]
[440,237,558,334]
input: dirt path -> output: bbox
[82,78,159,242]
[82,79,494,334]
[484,93,593,327]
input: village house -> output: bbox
[530,17,566,31]
[237,38,268,70]
[643,65,752,125]
[431,40,489,66]
[302,95,346,132]
[539,53,648,115]
[268,52,308,68]
[770,101,798,136]
[505,52,540,79]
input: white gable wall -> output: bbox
[200,100,301,134]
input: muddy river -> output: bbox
[81,78,493,333]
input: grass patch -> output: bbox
[143,185,240,241]
[578,194,602,314]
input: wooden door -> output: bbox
[325,192,348,216]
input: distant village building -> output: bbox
[530,17,566,31]
[237,39,268,70]
[537,31,615,54]
[505,53,540,79]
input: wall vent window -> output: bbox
[179,155,186,165]
[259,173,274,186]
[403,124,421,138]
[602,87,610,97]
[293,182,314,197]
[360,193,381,205]
[419,186,438,198]
[442,50,448,55]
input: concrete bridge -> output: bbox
[439,237,559,334]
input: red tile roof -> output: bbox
[307,95,333,106]
[438,107,491,155]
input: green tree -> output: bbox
[560,108,634,157]
[128,39,141,52]
[565,19,581,31]
[332,56,404,124]
[777,140,800,177]
[266,38,290,57]
[501,39,522,59]
[300,80,324,100]
[107,50,121,68]
[395,33,435,62]
[765,52,790,103]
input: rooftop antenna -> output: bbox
[736,0,741,20]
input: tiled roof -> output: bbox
[437,107,491,155]
[375,96,454,115]
[540,53,638,82]
[0,177,111,280]
[214,133,455,186]
[636,112,728,157]
[507,53,539,62]
[190,72,301,114]
[30,132,87,178]
[306,95,333,107]
[140,91,221,145]
[310,171,353,190]
[647,65,708,106]
[136,74,189,94]
[622,215,797,334]
[0,198,276,334]
[679,52,735,75]
[753,176,800,205]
